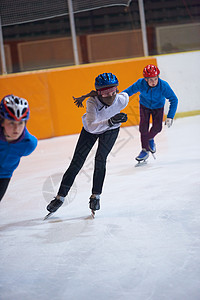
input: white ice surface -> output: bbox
[0,116,200,300]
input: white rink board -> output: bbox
[156,51,200,113]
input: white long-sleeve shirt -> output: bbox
[82,92,129,134]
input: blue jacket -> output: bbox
[0,127,38,178]
[123,78,178,119]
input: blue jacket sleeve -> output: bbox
[23,130,38,156]
[163,82,178,119]
[122,79,141,96]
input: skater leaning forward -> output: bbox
[123,64,178,162]
[46,72,129,216]
[0,95,38,201]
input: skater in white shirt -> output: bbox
[46,72,129,217]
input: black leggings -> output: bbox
[58,127,120,197]
[0,178,11,201]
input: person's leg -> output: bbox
[91,127,119,195]
[58,128,98,197]
[148,107,164,140]
[139,104,151,150]
[0,178,11,201]
[47,128,98,213]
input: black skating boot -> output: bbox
[47,197,64,213]
[89,195,100,211]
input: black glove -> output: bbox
[108,113,128,127]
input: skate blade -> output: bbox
[91,210,95,218]
[135,160,148,167]
[43,212,54,220]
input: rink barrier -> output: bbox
[175,110,200,119]
[0,57,157,139]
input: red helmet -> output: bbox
[143,64,160,78]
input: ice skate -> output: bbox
[135,149,149,167]
[89,194,100,218]
[43,212,54,220]
[149,139,156,153]
[44,197,64,220]
[149,139,156,159]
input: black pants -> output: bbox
[139,104,164,150]
[58,127,120,197]
[0,178,11,201]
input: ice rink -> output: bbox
[0,115,200,300]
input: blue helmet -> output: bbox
[0,94,30,121]
[95,73,119,90]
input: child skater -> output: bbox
[0,94,38,201]
[123,64,178,162]
[46,72,129,217]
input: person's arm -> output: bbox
[122,80,140,97]
[73,90,98,108]
[163,82,178,127]
[23,131,38,156]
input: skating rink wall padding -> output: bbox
[0,57,157,139]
